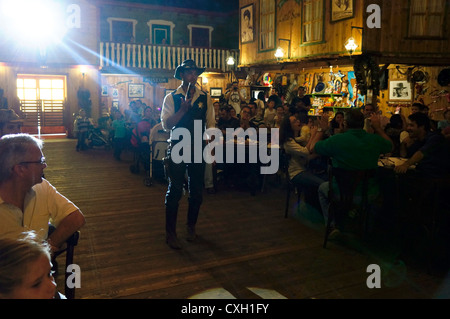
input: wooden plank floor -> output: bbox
[42,138,449,299]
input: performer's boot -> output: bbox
[186,202,201,242]
[166,206,181,249]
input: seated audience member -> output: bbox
[441,125,450,139]
[126,100,142,130]
[294,113,312,146]
[248,101,266,130]
[280,113,328,208]
[0,232,62,299]
[362,104,379,133]
[224,106,259,193]
[73,108,94,151]
[131,106,153,184]
[240,101,248,114]
[411,102,437,131]
[217,105,240,135]
[255,91,266,120]
[292,86,311,114]
[268,88,283,109]
[230,106,238,119]
[264,97,277,129]
[313,109,393,230]
[213,101,220,124]
[0,134,86,253]
[438,109,450,138]
[384,114,406,157]
[274,105,285,128]
[399,112,431,158]
[237,105,257,132]
[395,112,450,177]
[362,104,389,132]
[0,109,23,138]
[149,121,170,182]
[329,111,345,136]
[410,102,422,114]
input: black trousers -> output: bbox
[165,156,205,236]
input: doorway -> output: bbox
[16,75,66,135]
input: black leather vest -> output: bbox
[171,90,208,143]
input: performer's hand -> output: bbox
[180,96,192,113]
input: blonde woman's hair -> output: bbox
[0,232,51,296]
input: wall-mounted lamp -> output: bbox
[80,66,87,78]
[345,37,358,55]
[275,38,291,61]
[274,47,285,59]
[226,56,235,66]
[345,26,363,56]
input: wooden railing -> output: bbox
[99,42,239,72]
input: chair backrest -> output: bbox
[328,164,375,212]
[280,148,292,180]
[152,141,169,160]
[64,231,79,299]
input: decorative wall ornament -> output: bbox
[331,0,354,23]
[438,68,450,87]
[353,54,381,97]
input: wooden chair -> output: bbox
[323,162,375,248]
[281,150,301,218]
[52,231,80,299]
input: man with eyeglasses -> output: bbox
[0,134,85,254]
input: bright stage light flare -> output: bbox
[0,0,68,47]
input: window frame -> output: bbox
[407,0,447,39]
[106,17,138,42]
[259,0,276,52]
[301,0,325,46]
[147,20,175,45]
[187,24,214,48]
[16,75,66,102]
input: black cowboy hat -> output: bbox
[174,59,205,80]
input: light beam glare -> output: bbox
[66,38,141,76]
[1,0,67,48]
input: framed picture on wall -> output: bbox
[210,88,222,97]
[128,83,144,98]
[331,0,354,23]
[389,80,412,101]
[240,4,254,43]
[101,85,108,96]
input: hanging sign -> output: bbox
[144,77,168,84]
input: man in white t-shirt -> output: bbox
[0,134,85,253]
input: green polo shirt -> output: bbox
[315,129,392,170]
[315,129,392,199]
